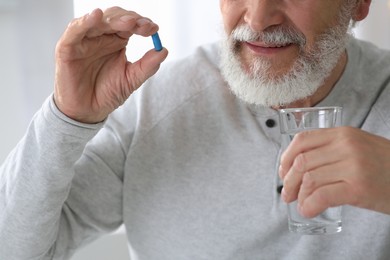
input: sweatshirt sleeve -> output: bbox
[0,95,125,260]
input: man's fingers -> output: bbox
[61,8,158,46]
[126,47,169,90]
[281,153,307,202]
[280,129,333,173]
[60,8,104,45]
[297,163,346,206]
[279,140,340,180]
[281,144,342,202]
[299,182,350,218]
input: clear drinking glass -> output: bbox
[278,106,343,235]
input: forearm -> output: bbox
[0,96,103,259]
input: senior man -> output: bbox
[2,0,390,259]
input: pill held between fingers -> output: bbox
[151,32,163,51]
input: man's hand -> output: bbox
[54,7,168,123]
[279,127,390,217]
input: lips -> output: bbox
[244,41,294,55]
[247,41,292,48]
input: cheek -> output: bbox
[296,8,347,48]
[220,1,245,35]
[284,4,340,49]
[287,17,324,52]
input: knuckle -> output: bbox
[337,127,362,149]
[293,153,307,172]
[294,131,309,143]
[283,176,298,197]
[338,126,354,135]
[283,173,301,201]
[302,171,316,189]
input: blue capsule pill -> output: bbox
[151,32,163,51]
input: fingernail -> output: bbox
[87,8,99,19]
[89,8,99,15]
[136,18,152,26]
[120,15,134,22]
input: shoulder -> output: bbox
[348,38,390,71]
[369,84,390,136]
[346,38,390,102]
[351,39,390,135]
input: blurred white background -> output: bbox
[0,1,389,259]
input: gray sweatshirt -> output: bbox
[1,38,390,260]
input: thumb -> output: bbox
[128,48,168,88]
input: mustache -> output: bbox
[231,25,306,47]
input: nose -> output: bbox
[244,0,285,32]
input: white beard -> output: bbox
[220,21,352,107]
